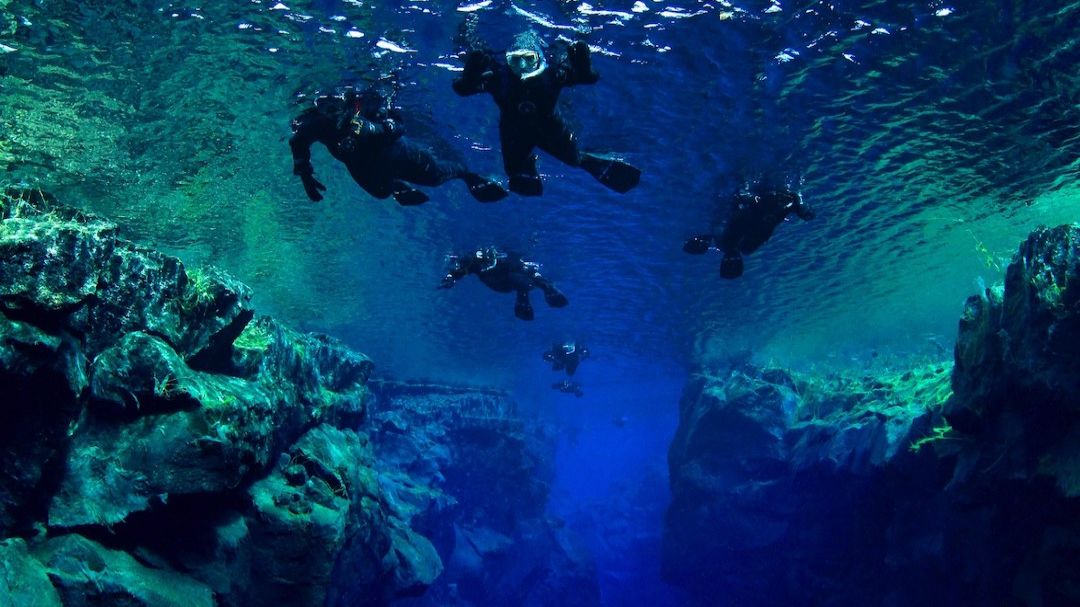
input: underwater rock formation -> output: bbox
[663,223,1080,606]
[368,380,601,607]
[0,190,437,606]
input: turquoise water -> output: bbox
[2,0,1079,604]
[3,1,1077,381]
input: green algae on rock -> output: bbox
[0,538,62,607]
[663,223,1080,607]
[0,189,434,606]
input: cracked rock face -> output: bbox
[663,223,1080,607]
[0,190,429,607]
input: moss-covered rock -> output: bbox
[0,312,83,534]
[367,381,600,607]
[663,361,959,605]
[246,425,441,607]
[33,534,214,607]
[948,224,1080,496]
[664,224,1080,607]
[953,224,1080,414]
[0,191,430,606]
[0,190,254,365]
[0,538,62,607]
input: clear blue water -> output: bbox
[3,0,1079,604]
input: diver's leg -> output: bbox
[500,122,542,196]
[535,116,583,167]
[345,161,393,200]
[532,274,569,307]
[740,222,779,255]
[720,239,744,279]
[537,117,640,193]
[579,152,642,194]
[514,290,535,321]
[380,141,442,205]
[392,140,461,187]
[717,225,744,278]
[720,254,744,279]
[683,234,714,254]
[391,141,508,203]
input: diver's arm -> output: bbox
[289,112,331,200]
[289,112,325,175]
[439,259,472,288]
[561,40,599,86]
[453,49,498,96]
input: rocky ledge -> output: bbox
[663,224,1080,606]
[0,190,438,606]
[367,380,600,607]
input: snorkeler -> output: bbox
[289,85,507,205]
[683,183,815,278]
[553,379,584,398]
[543,341,589,376]
[451,29,641,196]
[438,247,568,320]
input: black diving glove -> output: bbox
[294,161,326,202]
[300,175,326,202]
[454,50,494,94]
[567,41,597,80]
[463,49,492,77]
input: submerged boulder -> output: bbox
[368,380,601,607]
[247,424,441,607]
[0,190,431,606]
[0,538,62,607]
[32,534,215,607]
[663,363,950,605]
[664,222,1080,606]
[950,225,1080,494]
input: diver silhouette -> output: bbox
[438,247,568,320]
[289,85,507,205]
[684,184,815,278]
[553,379,584,398]
[452,29,641,196]
[543,341,589,376]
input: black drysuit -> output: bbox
[289,96,503,205]
[452,41,640,195]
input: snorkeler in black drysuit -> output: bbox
[451,29,641,196]
[438,247,568,320]
[553,379,584,397]
[683,184,815,278]
[543,341,589,376]
[289,85,507,205]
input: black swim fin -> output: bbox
[509,174,543,197]
[463,173,507,203]
[467,178,508,203]
[544,288,569,308]
[683,235,713,254]
[720,255,744,279]
[581,153,641,194]
[392,182,430,206]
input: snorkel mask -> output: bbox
[506,31,547,79]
